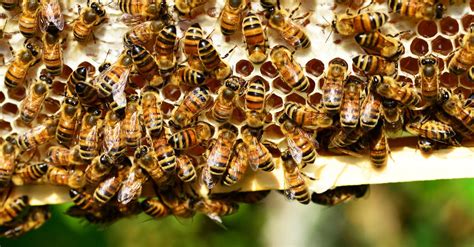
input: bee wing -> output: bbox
[112,69,130,109]
[40,1,64,32]
[248,138,260,171]
[300,128,319,149]
[118,169,144,205]
[287,137,303,165]
[201,166,215,190]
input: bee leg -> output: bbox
[357,0,375,14]
[221,45,237,59]
[288,2,302,19]
[302,172,317,181]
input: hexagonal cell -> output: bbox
[44,98,61,114]
[260,61,278,78]
[410,38,429,56]
[440,16,459,36]
[461,14,474,31]
[161,101,174,117]
[129,74,147,89]
[399,57,419,75]
[267,93,283,110]
[272,77,291,93]
[60,64,73,80]
[204,78,222,94]
[437,57,445,71]
[236,60,254,77]
[286,92,306,105]
[51,80,66,95]
[264,112,273,123]
[305,77,316,94]
[417,20,438,38]
[162,83,181,101]
[431,36,453,56]
[440,72,459,88]
[230,107,246,125]
[0,91,5,104]
[2,102,18,117]
[0,120,12,136]
[7,86,26,101]
[305,58,325,77]
[263,124,284,141]
[308,92,322,107]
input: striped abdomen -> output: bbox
[353,12,389,34]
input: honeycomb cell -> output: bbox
[61,64,73,80]
[440,16,459,36]
[308,92,322,107]
[2,102,18,116]
[461,14,474,31]
[431,36,453,56]
[286,93,306,105]
[0,120,12,136]
[44,98,61,114]
[129,74,147,89]
[265,113,273,123]
[7,86,26,101]
[162,83,181,101]
[318,78,325,89]
[204,78,221,93]
[161,101,174,117]
[267,93,283,110]
[437,57,445,71]
[260,61,278,78]
[51,81,66,95]
[305,77,316,94]
[230,107,246,125]
[400,57,419,75]
[263,124,284,141]
[236,60,254,77]
[78,61,96,77]
[440,72,459,88]
[410,38,429,56]
[417,20,438,38]
[0,91,4,104]
[305,58,325,77]
[273,77,291,93]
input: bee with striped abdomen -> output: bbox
[117,0,159,18]
[340,76,362,129]
[46,166,86,189]
[195,199,239,223]
[0,196,29,225]
[418,54,440,103]
[360,87,381,131]
[241,128,274,172]
[434,110,474,140]
[332,10,389,36]
[370,75,421,109]
[352,55,397,76]
[72,0,107,42]
[41,31,63,76]
[103,109,125,161]
[219,0,248,36]
[93,168,127,205]
[270,45,309,92]
[94,52,133,99]
[437,87,474,131]
[311,185,369,206]
[19,75,51,124]
[322,58,348,114]
[69,189,94,211]
[284,102,333,130]
[78,107,102,161]
[388,0,445,20]
[170,66,206,86]
[141,198,170,219]
[281,150,311,205]
[47,145,84,166]
[12,163,49,185]
[0,138,20,188]
[242,12,268,64]
[168,122,213,150]
[328,127,365,149]
[174,0,208,16]
[171,86,211,128]
[123,94,142,149]
[85,153,114,185]
[141,91,163,138]
[369,125,389,169]
[406,119,457,143]
[222,140,248,186]
[198,39,232,80]
[135,145,168,184]
[267,1,310,49]
[130,44,161,84]
[56,97,81,146]
[204,127,237,189]
[354,31,405,60]
[183,23,204,70]
[4,41,41,89]
[17,117,58,152]
[118,162,148,205]
[1,206,50,238]
[151,136,177,175]
[244,77,267,128]
[123,20,163,51]
[210,76,242,123]
[19,0,40,38]
[66,66,87,96]
[154,25,178,77]
[281,119,318,167]
[448,23,474,75]
[176,154,196,183]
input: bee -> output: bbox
[78,108,103,161]
[267,2,310,49]
[129,44,160,82]
[171,86,211,128]
[204,128,237,189]
[418,54,440,103]
[17,118,58,151]
[176,154,196,183]
[117,0,160,17]
[340,76,362,129]
[55,97,81,146]
[94,52,132,99]
[242,12,268,64]
[406,120,457,142]
[195,199,239,222]
[219,0,248,36]
[437,87,474,131]
[311,185,369,206]
[118,162,148,205]
[46,145,84,166]
[174,0,208,16]
[354,31,405,60]
[448,23,474,75]
[332,10,389,36]
[66,66,87,96]
[369,125,389,169]
[322,58,348,114]
[281,150,311,205]
[1,206,50,239]
[69,189,94,210]
[135,145,168,184]
[270,45,309,92]
[352,55,397,76]
[183,23,204,70]
[46,166,86,189]
[93,168,127,205]
[13,163,49,185]
[360,88,382,131]
[281,119,318,167]
[328,127,365,149]
[223,140,248,186]
[72,0,107,42]
[170,66,206,86]
[245,76,266,112]
[19,75,51,124]
[284,102,333,130]
[151,136,177,175]
[154,25,178,76]
[198,39,232,80]
[84,153,114,185]
[168,122,213,150]
[39,0,64,34]
[123,20,163,51]
[381,98,404,131]
[0,138,20,188]
[241,128,274,172]
[141,198,170,219]
[435,110,474,140]
[41,31,63,76]
[417,137,436,154]
[370,75,421,108]
[19,0,41,38]
[103,110,126,161]
[160,192,195,218]
[0,196,29,225]
[141,91,163,138]
[4,41,42,89]
[123,94,142,149]
[211,77,242,123]
[1,0,19,10]
[388,0,445,20]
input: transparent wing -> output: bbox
[287,137,303,165]
[248,137,260,171]
[112,69,130,109]
[40,1,64,32]
[118,168,145,205]
[201,166,215,190]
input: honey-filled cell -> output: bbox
[236,60,254,77]
[0,91,5,104]
[162,83,181,101]
[431,36,453,56]
[286,93,306,105]
[7,86,26,101]
[2,102,18,116]
[44,98,61,114]
[260,61,278,78]
[0,120,12,136]
[267,93,283,110]
[410,38,429,56]
[400,57,419,75]
[51,81,66,96]
[440,72,459,88]
[273,77,292,93]
[305,58,325,77]
[417,20,438,38]
[440,16,459,36]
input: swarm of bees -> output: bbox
[0,0,472,238]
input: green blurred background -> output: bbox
[2,179,474,247]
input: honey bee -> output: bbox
[284,102,333,130]
[406,119,457,142]
[154,25,178,76]
[1,0,19,10]
[0,138,20,188]
[311,185,369,206]
[242,12,268,64]
[19,75,51,124]
[1,206,50,238]
[270,45,309,92]
[332,10,389,36]
[94,52,132,99]
[388,0,445,20]
[39,0,64,34]
[46,145,84,166]
[55,97,81,146]
[117,0,160,18]
[360,88,382,131]
[174,0,208,16]
[46,166,86,189]
[322,58,348,114]
[129,44,160,82]
[183,23,204,70]
[72,0,107,42]
[211,77,242,123]
[354,31,405,60]
[159,191,195,218]
[123,20,163,51]
[418,54,440,103]
[123,94,142,149]
[141,198,170,219]
[93,168,127,205]
[352,55,398,76]
[241,128,274,172]
[219,0,248,36]
[170,66,206,86]
[176,154,196,183]
[195,199,239,223]
[17,118,58,151]
[118,162,148,205]
[281,150,311,205]
[171,86,211,128]
[78,108,103,161]
[281,119,318,167]
[69,189,94,211]
[340,76,362,129]
[437,87,474,131]
[369,125,389,169]
[267,2,310,49]
[74,77,99,107]
[13,163,49,185]
[448,23,474,75]
[328,127,365,149]
[435,110,474,140]
[204,128,237,189]
[151,136,177,175]
[381,98,404,131]
[222,140,248,186]
[417,137,436,154]
[135,145,168,184]
[41,32,63,76]
[168,122,213,150]
[370,75,421,108]
[19,0,41,38]
[102,110,125,161]
[84,153,114,185]
[245,76,266,112]
[66,66,87,96]
[198,39,232,80]
[4,41,42,89]
[0,196,29,225]
[141,91,163,138]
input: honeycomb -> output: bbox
[0,0,473,236]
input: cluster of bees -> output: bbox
[0,0,472,238]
